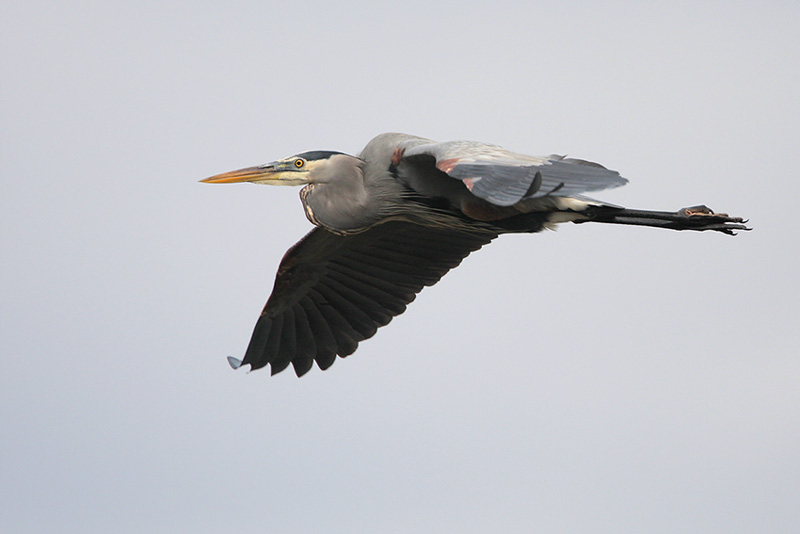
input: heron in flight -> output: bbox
[202,133,748,377]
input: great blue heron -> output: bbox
[202,133,748,377]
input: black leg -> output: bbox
[578,205,751,235]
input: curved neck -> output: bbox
[301,155,382,233]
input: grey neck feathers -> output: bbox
[302,154,393,233]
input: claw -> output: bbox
[676,205,751,234]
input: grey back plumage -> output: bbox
[398,136,628,207]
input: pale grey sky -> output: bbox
[2,1,799,532]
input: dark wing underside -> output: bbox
[239,221,497,377]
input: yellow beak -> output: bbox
[200,165,276,184]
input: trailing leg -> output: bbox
[576,204,750,235]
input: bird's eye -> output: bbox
[294,159,305,168]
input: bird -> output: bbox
[202,132,749,377]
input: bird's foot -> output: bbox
[676,205,751,235]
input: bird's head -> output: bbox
[201,150,348,186]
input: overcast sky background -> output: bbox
[2,1,799,532]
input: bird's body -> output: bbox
[202,133,748,377]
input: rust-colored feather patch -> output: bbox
[436,158,459,174]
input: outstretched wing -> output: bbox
[402,140,628,207]
[237,221,497,377]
